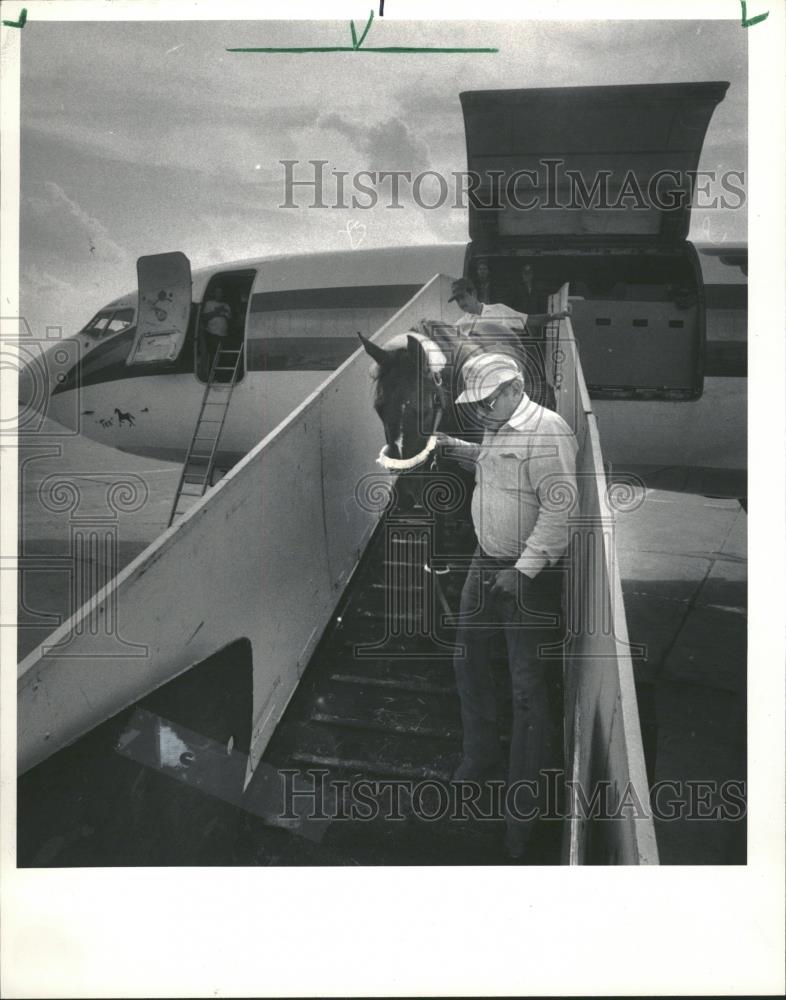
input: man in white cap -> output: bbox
[438,353,578,859]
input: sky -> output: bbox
[18,17,747,338]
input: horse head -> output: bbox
[359,322,451,467]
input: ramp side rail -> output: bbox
[548,284,659,865]
[18,274,457,779]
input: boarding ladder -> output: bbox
[167,344,242,526]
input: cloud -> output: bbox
[18,18,747,346]
[21,264,75,298]
[318,113,432,173]
[23,119,132,166]
[24,105,319,188]
[24,182,129,265]
[20,183,135,336]
[20,264,119,340]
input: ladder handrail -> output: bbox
[200,350,242,476]
[167,343,242,527]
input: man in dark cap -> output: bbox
[449,277,566,335]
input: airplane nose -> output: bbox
[16,339,81,432]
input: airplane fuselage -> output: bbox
[35,240,746,498]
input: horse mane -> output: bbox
[369,319,528,400]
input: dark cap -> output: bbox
[448,277,476,302]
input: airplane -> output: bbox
[21,81,746,500]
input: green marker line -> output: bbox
[740,1,769,27]
[227,10,498,55]
[363,47,499,52]
[228,47,359,53]
[355,10,375,48]
[227,46,498,53]
[2,6,27,27]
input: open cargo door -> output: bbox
[127,252,192,366]
[460,81,729,242]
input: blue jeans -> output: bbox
[453,549,564,833]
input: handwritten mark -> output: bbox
[2,7,26,27]
[227,10,498,55]
[740,1,769,26]
[349,11,375,50]
[699,216,728,245]
[341,220,367,249]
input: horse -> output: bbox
[359,317,553,467]
[114,407,135,427]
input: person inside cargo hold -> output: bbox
[511,262,549,315]
[449,276,569,409]
[436,352,578,859]
[473,257,492,303]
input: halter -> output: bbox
[376,373,444,470]
[376,331,447,472]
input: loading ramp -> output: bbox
[17,275,656,865]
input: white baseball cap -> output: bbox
[455,353,522,404]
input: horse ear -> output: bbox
[406,333,427,365]
[358,332,390,366]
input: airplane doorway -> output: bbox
[196,269,255,382]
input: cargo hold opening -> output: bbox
[458,83,730,402]
[466,249,702,400]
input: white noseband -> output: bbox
[376,436,438,471]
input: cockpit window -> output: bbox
[106,309,134,333]
[81,311,111,336]
[80,308,135,339]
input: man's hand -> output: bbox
[434,431,455,455]
[547,305,572,322]
[435,432,479,463]
[489,568,522,603]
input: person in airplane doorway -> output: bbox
[437,353,578,860]
[449,277,569,409]
[200,284,233,380]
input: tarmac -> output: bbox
[615,487,746,864]
[13,417,177,661]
